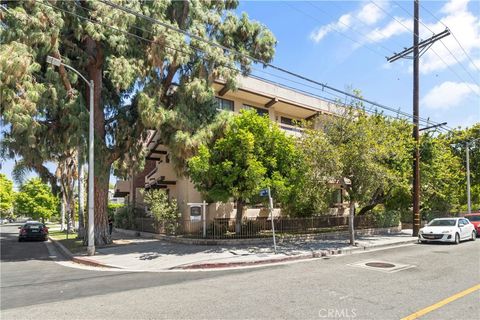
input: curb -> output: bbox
[48,235,418,271]
[48,236,122,269]
[174,239,418,270]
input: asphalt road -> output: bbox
[1,223,479,320]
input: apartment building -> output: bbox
[114,75,347,222]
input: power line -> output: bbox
[329,1,410,53]
[6,1,452,132]
[97,0,452,130]
[306,1,396,56]
[40,1,405,122]
[284,1,389,58]
[394,1,480,87]
[372,1,478,98]
[418,1,480,74]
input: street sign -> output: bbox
[259,189,269,197]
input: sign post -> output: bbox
[202,200,207,238]
[187,202,209,238]
[260,187,277,254]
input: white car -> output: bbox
[419,217,476,244]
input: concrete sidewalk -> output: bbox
[59,230,417,271]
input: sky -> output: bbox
[237,0,479,129]
[1,0,479,188]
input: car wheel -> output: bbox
[18,238,22,242]
[454,233,460,245]
[472,231,476,241]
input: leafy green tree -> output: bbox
[0,174,15,218]
[446,124,480,211]
[188,110,299,233]
[419,133,464,219]
[301,105,413,244]
[143,189,179,235]
[290,127,338,216]
[14,178,58,221]
[1,2,276,244]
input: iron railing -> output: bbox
[178,215,389,239]
[117,214,399,239]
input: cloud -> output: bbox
[310,14,351,43]
[421,81,480,110]
[420,0,480,74]
[366,16,411,43]
[357,3,384,25]
[470,59,480,71]
[310,2,386,43]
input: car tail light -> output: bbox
[42,227,49,233]
[20,228,27,235]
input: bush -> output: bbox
[108,203,124,219]
[114,205,135,229]
[206,220,228,237]
[367,210,401,228]
[240,220,262,236]
[143,189,180,235]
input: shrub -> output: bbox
[367,210,401,228]
[108,203,124,219]
[143,189,180,235]
[115,205,135,229]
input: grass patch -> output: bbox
[49,230,86,254]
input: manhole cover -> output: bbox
[365,262,396,268]
[348,260,415,273]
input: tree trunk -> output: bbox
[84,36,111,245]
[77,163,85,238]
[91,165,111,245]
[235,199,244,234]
[349,201,355,246]
[60,193,66,231]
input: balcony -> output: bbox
[113,180,130,197]
[145,159,177,189]
[279,123,304,137]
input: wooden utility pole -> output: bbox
[412,0,420,237]
[386,0,450,236]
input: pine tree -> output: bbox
[1,1,276,244]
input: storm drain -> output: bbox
[348,260,415,273]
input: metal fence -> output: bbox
[177,215,389,239]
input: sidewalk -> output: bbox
[52,229,417,271]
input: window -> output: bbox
[215,97,234,111]
[244,104,269,117]
[280,116,295,126]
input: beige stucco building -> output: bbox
[114,76,347,222]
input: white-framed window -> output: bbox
[215,97,234,111]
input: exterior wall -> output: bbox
[132,76,349,223]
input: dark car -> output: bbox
[18,222,49,242]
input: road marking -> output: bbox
[401,283,480,320]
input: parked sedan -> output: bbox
[464,213,480,237]
[18,222,49,242]
[418,217,476,244]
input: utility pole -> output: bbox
[466,142,471,214]
[387,0,450,237]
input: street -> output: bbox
[1,223,479,320]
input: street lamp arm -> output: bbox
[61,63,90,87]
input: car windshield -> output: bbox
[466,215,480,222]
[428,219,456,227]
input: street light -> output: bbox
[46,55,95,256]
